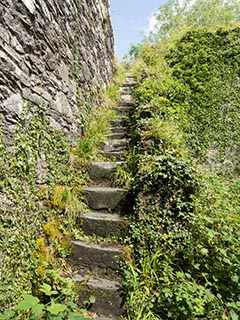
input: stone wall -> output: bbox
[0,0,114,142]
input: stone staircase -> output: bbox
[71,75,135,319]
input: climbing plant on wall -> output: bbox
[0,104,88,319]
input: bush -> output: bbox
[124,24,240,320]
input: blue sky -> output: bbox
[110,0,168,60]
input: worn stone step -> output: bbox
[125,76,136,83]
[96,317,117,320]
[121,77,136,85]
[103,151,126,161]
[125,74,135,79]
[114,106,132,115]
[110,126,127,134]
[110,118,128,128]
[73,274,124,317]
[119,85,133,92]
[120,93,133,103]
[102,139,128,153]
[88,161,122,180]
[83,186,127,211]
[80,212,128,238]
[105,132,127,140]
[72,241,125,270]
[120,82,136,89]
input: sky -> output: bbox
[109,0,168,60]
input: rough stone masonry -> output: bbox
[0,0,114,142]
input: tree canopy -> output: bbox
[148,0,240,41]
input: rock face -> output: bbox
[0,0,114,142]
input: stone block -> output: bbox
[80,211,128,238]
[72,241,125,270]
[87,161,122,180]
[73,274,125,317]
[83,187,128,211]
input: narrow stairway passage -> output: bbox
[71,75,136,319]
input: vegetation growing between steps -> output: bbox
[120,1,240,319]
[0,65,126,319]
[73,62,126,164]
[0,104,91,320]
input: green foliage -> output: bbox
[149,0,240,41]
[0,104,87,317]
[126,0,240,67]
[74,66,126,162]
[74,103,113,162]
[166,27,240,169]
[103,60,126,103]
[112,146,140,188]
[124,152,240,319]
[123,8,240,318]
[0,292,89,319]
[0,64,127,318]
[131,27,240,173]
[51,185,87,222]
[129,154,198,255]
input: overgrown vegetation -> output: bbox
[73,60,126,164]
[0,104,90,319]
[0,63,126,319]
[120,0,240,319]
[1,0,240,318]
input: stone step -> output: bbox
[88,161,122,180]
[118,102,133,109]
[80,211,128,238]
[96,317,116,320]
[118,103,132,110]
[83,186,128,211]
[125,74,135,79]
[114,106,132,115]
[120,82,136,88]
[119,94,133,104]
[125,76,136,84]
[121,77,136,85]
[110,126,127,134]
[119,85,132,91]
[70,77,134,320]
[105,132,127,140]
[110,118,128,128]
[120,89,133,95]
[102,139,128,153]
[103,151,126,161]
[72,241,125,270]
[73,274,124,317]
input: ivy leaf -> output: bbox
[16,294,40,311]
[47,302,67,315]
